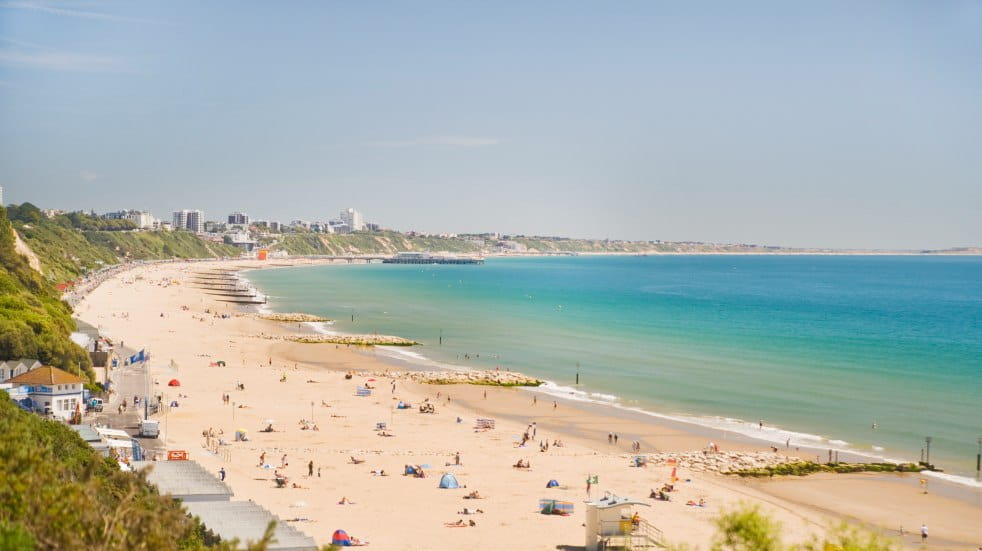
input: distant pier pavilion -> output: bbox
[382,252,484,265]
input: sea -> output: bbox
[245,255,982,484]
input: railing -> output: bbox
[597,518,664,550]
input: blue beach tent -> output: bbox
[546,479,560,488]
[438,472,460,489]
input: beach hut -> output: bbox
[438,472,460,489]
[331,529,351,546]
[168,379,181,387]
[546,479,560,488]
[584,493,658,551]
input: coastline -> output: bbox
[244,259,982,490]
[75,258,982,549]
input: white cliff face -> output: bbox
[13,229,42,274]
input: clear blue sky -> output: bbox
[1,1,980,249]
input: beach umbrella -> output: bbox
[331,530,351,546]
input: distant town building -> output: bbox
[365,222,381,232]
[289,220,310,230]
[227,212,250,225]
[340,208,364,232]
[127,211,155,229]
[327,220,349,234]
[172,209,204,233]
[268,221,281,232]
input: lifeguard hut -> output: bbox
[585,493,662,550]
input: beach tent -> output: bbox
[438,472,460,489]
[404,465,417,475]
[168,379,181,387]
[546,479,560,488]
[331,529,352,546]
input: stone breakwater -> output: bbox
[367,369,543,387]
[645,451,801,474]
[256,313,332,323]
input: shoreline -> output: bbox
[243,260,982,492]
[74,258,982,549]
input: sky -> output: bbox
[1,1,980,249]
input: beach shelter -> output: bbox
[438,472,460,489]
[331,529,352,546]
[168,379,181,387]
[404,465,417,476]
[546,479,560,488]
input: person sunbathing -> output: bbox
[350,456,366,464]
[457,508,484,514]
[338,496,354,505]
[464,490,483,499]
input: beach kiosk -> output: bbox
[584,493,661,550]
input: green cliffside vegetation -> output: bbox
[7,203,240,283]
[269,231,484,256]
[0,394,210,549]
[270,230,797,256]
[0,206,93,379]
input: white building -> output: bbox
[0,186,4,205]
[0,359,41,382]
[172,209,204,233]
[126,211,155,229]
[340,208,364,232]
[5,365,85,420]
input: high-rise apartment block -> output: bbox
[340,208,364,232]
[228,212,250,225]
[172,209,204,233]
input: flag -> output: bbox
[128,349,146,364]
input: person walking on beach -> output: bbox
[586,478,592,497]
[308,460,314,477]
[281,454,288,467]
[259,451,266,466]
[614,433,619,444]
[608,433,613,444]
[219,467,226,481]
[920,524,928,542]
[533,395,537,406]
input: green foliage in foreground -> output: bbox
[0,207,93,378]
[0,393,202,549]
[0,394,338,551]
[726,461,924,477]
[669,502,897,551]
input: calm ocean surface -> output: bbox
[246,256,982,481]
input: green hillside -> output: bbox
[0,206,93,378]
[7,203,240,283]
[271,231,484,256]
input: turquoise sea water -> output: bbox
[246,256,982,480]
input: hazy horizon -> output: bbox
[2,1,980,249]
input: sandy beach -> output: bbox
[74,259,982,550]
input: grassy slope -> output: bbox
[0,207,94,378]
[272,231,484,255]
[272,232,797,256]
[13,216,240,283]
